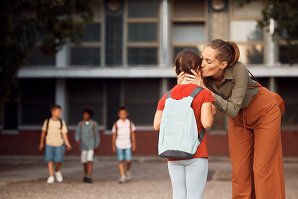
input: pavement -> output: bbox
[0,156,297,199]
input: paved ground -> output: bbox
[0,156,297,199]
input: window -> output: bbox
[171,0,207,60]
[70,3,102,66]
[278,43,298,64]
[230,1,265,64]
[26,47,56,66]
[105,0,124,66]
[19,79,55,125]
[126,0,159,66]
[106,79,160,128]
[276,78,298,129]
[67,79,104,125]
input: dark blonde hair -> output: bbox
[205,39,240,67]
[175,49,202,75]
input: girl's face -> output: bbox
[200,46,227,77]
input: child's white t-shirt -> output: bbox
[112,119,136,149]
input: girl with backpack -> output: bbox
[178,39,285,199]
[154,49,215,199]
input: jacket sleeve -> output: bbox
[74,122,81,142]
[94,122,100,148]
[213,64,249,119]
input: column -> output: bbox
[55,43,70,121]
[266,18,276,91]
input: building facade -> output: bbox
[1,0,298,156]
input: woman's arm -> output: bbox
[153,110,163,131]
[212,64,248,118]
[201,102,214,129]
[179,64,249,119]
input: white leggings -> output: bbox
[168,158,208,199]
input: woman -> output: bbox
[179,39,285,199]
[154,49,215,199]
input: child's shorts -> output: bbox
[45,145,65,163]
[81,150,94,163]
[116,147,132,162]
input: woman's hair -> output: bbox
[175,49,202,75]
[205,39,240,67]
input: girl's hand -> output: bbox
[177,72,185,84]
[185,69,206,88]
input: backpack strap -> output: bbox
[45,118,50,138]
[59,119,63,138]
[189,87,205,143]
[166,89,172,99]
[198,128,205,143]
[114,122,118,138]
[190,87,203,98]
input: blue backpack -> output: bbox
[158,87,205,159]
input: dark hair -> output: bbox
[118,106,127,113]
[205,39,240,67]
[175,49,202,75]
[81,107,94,117]
[50,104,61,111]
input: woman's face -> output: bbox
[201,46,227,77]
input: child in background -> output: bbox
[112,106,136,183]
[75,107,100,183]
[39,104,72,184]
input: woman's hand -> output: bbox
[177,72,185,84]
[185,69,206,88]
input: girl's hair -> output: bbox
[81,107,94,117]
[205,39,240,67]
[175,49,202,75]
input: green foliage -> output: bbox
[235,0,298,64]
[0,0,98,111]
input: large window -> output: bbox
[126,0,159,65]
[230,0,264,64]
[67,79,104,125]
[19,79,55,125]
[106,79,159,128]
[70,3,102,66]
[171,0,207,59]
[276,78,298,129]
[26,47,56,66]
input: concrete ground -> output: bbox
[0,156,297,199]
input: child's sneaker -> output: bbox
[118,176,126,184]
[86,177,93,183]
[55,171,63,183]
[126,171,132,181]
[47,176,55,184]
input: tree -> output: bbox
[236,0,298,64]
[0,0,98,112]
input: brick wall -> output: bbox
[0,130,297,156]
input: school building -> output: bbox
[1,0,298,156]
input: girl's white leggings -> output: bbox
[168,158,208,199]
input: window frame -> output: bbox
[70,2,103,66]
[170,0,208,62]
[229,0,266,64]
[124,0,160,66]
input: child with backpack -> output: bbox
[74,107,100,183]
[39,104,72,184]
[153,49,215,199]
[112,106,136,183]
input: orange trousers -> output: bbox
[228,87,285,199]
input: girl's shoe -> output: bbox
[126,171,132,181]
[55,171,63,183]
[47,176,55,184]
[118,176,126,184]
